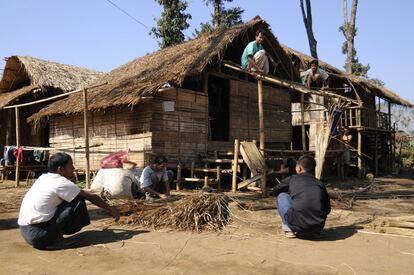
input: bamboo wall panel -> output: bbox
[151,88,208,166]
[50,104,153,170]
[229,80,292,146]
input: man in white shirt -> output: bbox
[18,152,119,250]
[140,155,173,200]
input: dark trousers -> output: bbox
[149,170,173,194]
[20,195,90,249]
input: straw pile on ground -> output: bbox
[117,193,231,232]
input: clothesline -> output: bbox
[18,143,103,151]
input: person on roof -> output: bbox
[241,29,269,74]
[300,59,329,88]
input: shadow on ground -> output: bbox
[0,218,18,230]
[70,228,149,249]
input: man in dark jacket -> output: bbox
[274,155,331,238]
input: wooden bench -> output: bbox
[0,164,48,184]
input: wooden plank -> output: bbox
[240,141,266,175]
[237,174,263,189]
[232,139,240,193]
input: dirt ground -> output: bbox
[1,177,414,275]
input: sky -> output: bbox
[0,0,413,106]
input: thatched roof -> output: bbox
[282,46,413,107]
[0,55,103,108]
[0,85,41,108]
[29,17,299,122]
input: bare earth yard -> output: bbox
[1,177,414,275]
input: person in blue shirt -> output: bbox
[241,29,269,74]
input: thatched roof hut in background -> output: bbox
[0,56,103,150]
[0,55,103,108]
[28,17,301,170]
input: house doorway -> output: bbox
[208,75,230,141]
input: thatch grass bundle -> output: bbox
[117,193,231,232]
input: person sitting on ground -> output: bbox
[91,160,143,199]
[17,152,119,250]
[274,155,331,238]
[140,155,173,200]
[241,29,269,74]
[300,59,329,88]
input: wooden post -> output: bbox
[14,107,20,187]
[300,93,306,152]
[83,88,90,189]
[358,130,362,178]
[242,164,248,181]
[257,79,265,152]
[203,163,208,188]
[6,109,13,145]
[232,139,240,192]
[374,133,378,175]
[176,163,182,191]
[190,161,195,178]
[216,166,221,192]
[257,79,267,197]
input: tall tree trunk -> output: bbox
[344,0,358,73]
[300,0,318,59]
[213,0,221,28]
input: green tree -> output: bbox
[339,25,370,77]
[194,0,244,36]
[151,0,192,49]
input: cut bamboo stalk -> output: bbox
[216,166,221,191]
[83,87,90,189]
[15,107,20,187]
[301,93,306,152]
[176,163,182,191]
[204,163,208,188]
[232,139,240,193]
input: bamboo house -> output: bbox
[29,17,302,171]
[284,46,413,175]
[0,56,103,151]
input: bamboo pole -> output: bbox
[257,79,267,197]
[3,82,108,110]
[5,109,12,145]
[300,93,306,152]
[14,107,20,187]
[203,163,208,188]
[222,61,360,105]
[375,133,378,175]
[216,166,221,192]
[258,79,265,153]
[358,130,362,178]
[176,163,182,191]
[83,88,90,188]
[232,139,240,192]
